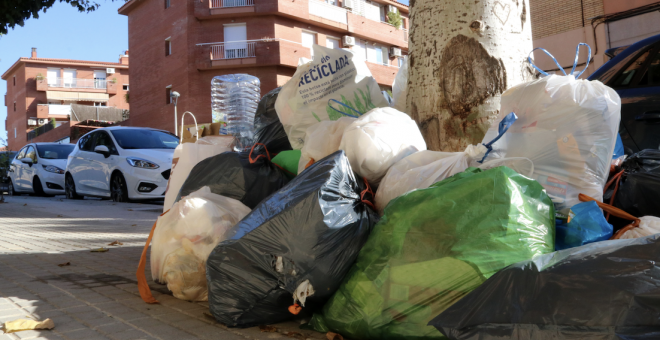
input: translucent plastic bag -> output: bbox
[339,107,426,184]
[555,200,613,250]
[619,216,660,239]
[275,44,389,149]
[482,47,620,210]
[151,186,251,301]
[391,56,408,112]
[310,167,555,340]
[297,117,356,174]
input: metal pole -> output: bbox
[174,102,178,137]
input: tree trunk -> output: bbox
[407,0,535,152]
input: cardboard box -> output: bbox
[180,124,207,144]
[204,122,228,136]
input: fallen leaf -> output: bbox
[131,224,137,227]
[327,332,344,340]
[259,325,278,333]
[4,318,54,333]
[90,248,109,253]
[57,215,63,218]
[285,332,305,340]
[23,204,27,206]
[108,241,123,246]
[127,209,133,211]
[202,312,216,321]
[57,262,70,267]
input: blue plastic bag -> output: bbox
[556,201,613,250]
[612,133,624,159]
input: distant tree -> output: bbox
[0,1,125,35]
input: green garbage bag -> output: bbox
[272,150,301,178]
[309,167,555,340]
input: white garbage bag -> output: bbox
[151,186,251,301]
[619,216,660,239]
[339,107,426,185]
[482,74,621,210]
[297,117,356,174]
[391,56,408,112]
[275,44,389,150]
[163,136,234,212]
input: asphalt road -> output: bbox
[0,194,325,340]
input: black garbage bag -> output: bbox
[429,234,660,340]
[206,150,378,328]
[175,151,289,209]
[613,149,660,219]
[253,87,292,154]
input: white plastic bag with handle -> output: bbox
[618,216,660,239]
[339,107,426,185]
[275,44,389,150]
[163,112,234,212]
[152,186,251,302]
[481,44,621,210]
[297,117,356,174]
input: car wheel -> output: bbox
[33,177,51,197]
[7,179,16,196]
[111,172,129,203]
[65,174,84,200]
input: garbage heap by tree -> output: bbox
[407,0,535,152]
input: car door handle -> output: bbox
[635,111,660,121]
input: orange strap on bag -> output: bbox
[578,194,640,240]
[137,210,170,304]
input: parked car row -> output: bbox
[5,127,178,203]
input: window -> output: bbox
[79,133,96,152]
[166,87,172,104]
[302,31,316,57]
[93,70,106,89]
[324,0,336,5]
[326,37,340,50]
[63,69,76,88]
[36,144,74,159]
[110,129,179,150]
[224,24,248,58]
[13,76,15,86]
[353,39,367,60]
[165,0,170,8]
[25,146,37,163]
[16,147,26,160]
[165,38,172,56]
[13,102,16,112]
[94,131,118,155]
[47,68,60,86]
[612,50,651,88]
[398,56,405,68]
[123,84,129,91]
[637,51,660,87]
[93,102,107,107]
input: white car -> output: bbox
[8,143,74,196]
[65,127,178,202]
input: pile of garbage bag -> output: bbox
[136,42,660,340]
[206,151,378,327]
[309,167,555,339]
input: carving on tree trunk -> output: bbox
[440,34,506,119]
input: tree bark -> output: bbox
[407,0,535,152]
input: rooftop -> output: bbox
[2,57,128,80]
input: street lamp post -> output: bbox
[171,91,181,136]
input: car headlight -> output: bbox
[42,164,65,174]
[126,157,160,169]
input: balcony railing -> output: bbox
[27,121,56,141]
[39,104,72,116]
[211,0,253,8]
[210,41,257,60]
[309,0,348,24]
[47,77,107,89]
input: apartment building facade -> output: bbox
[119,0,409,133]
[2,48,130,151]
[529,0,660,77]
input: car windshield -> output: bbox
[110,129,179,149]
[36,144,75,159]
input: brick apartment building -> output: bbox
[2,48,130,151]
[119,0,409,133]
[529,0,660,77]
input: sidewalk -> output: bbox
[0,196,324,340]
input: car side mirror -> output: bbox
[20,158,33,166]
[94,145,111,158]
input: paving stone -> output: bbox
[61,328,112,340]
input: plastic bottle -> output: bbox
[211,74,260,150]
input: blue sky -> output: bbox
[0,0,128,143]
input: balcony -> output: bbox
[365,61,398,86]
[47,77,107,90]
[309,0,348,28]
[196,39,307,70]
[347,12,408,47]
[37,104,72,119]
[210,0,255,15]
